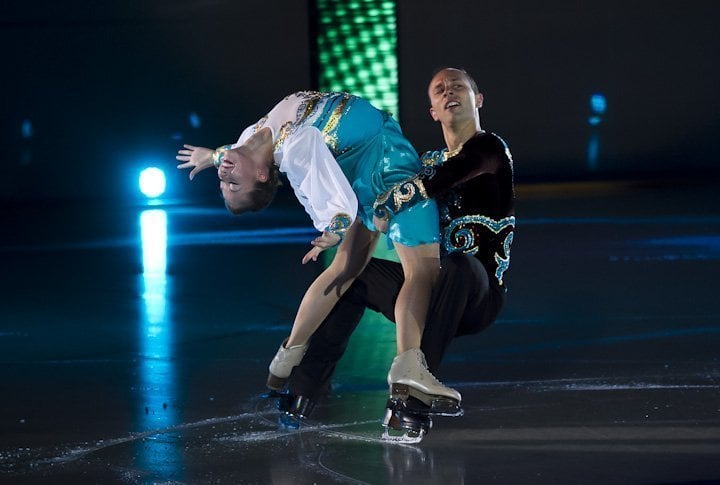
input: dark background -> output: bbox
[2,0,718,205]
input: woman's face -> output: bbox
[218,150,255,212]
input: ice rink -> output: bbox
[2,178,720,484]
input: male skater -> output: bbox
[281,67,516,440]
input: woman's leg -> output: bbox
[392,242,440,354]
[388,242,461,407]
[268,220,378,389]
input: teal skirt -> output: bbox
[315,95,439,247]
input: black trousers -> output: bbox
[288,252,506,402]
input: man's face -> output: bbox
[218,148,255,212]
[428,69,482,125]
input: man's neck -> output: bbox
[442,119,482,152]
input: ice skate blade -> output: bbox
[266,372,287,391]
[278,411,302,430]
[382,400,432,443]
[276,393,315,422]
[381,427,426,444]
[429,398,464,417]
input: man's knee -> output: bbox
[440,253,488,289]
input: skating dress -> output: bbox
[232,91,439,247]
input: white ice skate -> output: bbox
[266,338,308,390]
[386,348,462,414]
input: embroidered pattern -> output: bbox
[373,176,428,220]
[254,116,268,132]
[373,190,392,221]
[271,91,353,155]
[273,92,324,152]
[444,215,515,285]
[420,150,444,167]
[325,212,352,241]
[420,164,437,180]
[273,121,294,152]
[495,231,513,285]
[321,93,352,153]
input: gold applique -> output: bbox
[273,121,293,151]
[392,180,416,211]
[321,94,351,153]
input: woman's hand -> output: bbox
[302,231,342,264]
[176,145,214,180]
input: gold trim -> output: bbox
[321,94,351,153]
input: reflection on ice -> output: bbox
[138,209,180,479]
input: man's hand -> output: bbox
[302,231,342,264]
[373,214,389,234]
[176,145,214,180]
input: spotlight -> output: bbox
[588,93,607,126]
[139,167,166,198]
[21,119,33,139]
[590,93,607,115]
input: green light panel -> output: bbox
[315,0,399,118]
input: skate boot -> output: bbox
[266,338,308,391]
[382,397,432,443]
[276,392,316,429]
[387,348,463,417]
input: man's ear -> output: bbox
[476,92,484,109]
[430,106,439,122]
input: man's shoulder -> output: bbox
[420,131,510,165]
[464,131,508,151]
[464,132,513,166]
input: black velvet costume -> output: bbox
[288,131,516,403]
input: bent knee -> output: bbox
[440,253,489,288]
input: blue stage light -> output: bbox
[590,93,607,115]
[21,119,33,139]
[139,167,166,198]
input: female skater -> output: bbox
[177,91,461,409]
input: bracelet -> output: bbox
[212,145,233,168]
[325,213,352,241]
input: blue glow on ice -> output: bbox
[138,209,180,477]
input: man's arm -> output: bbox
[374,133,504,222]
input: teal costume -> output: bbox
[292,91,439,247]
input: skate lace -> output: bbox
[416,352,442,385]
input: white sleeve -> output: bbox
[280,126,358,232]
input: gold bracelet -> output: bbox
[212,145,232,168]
